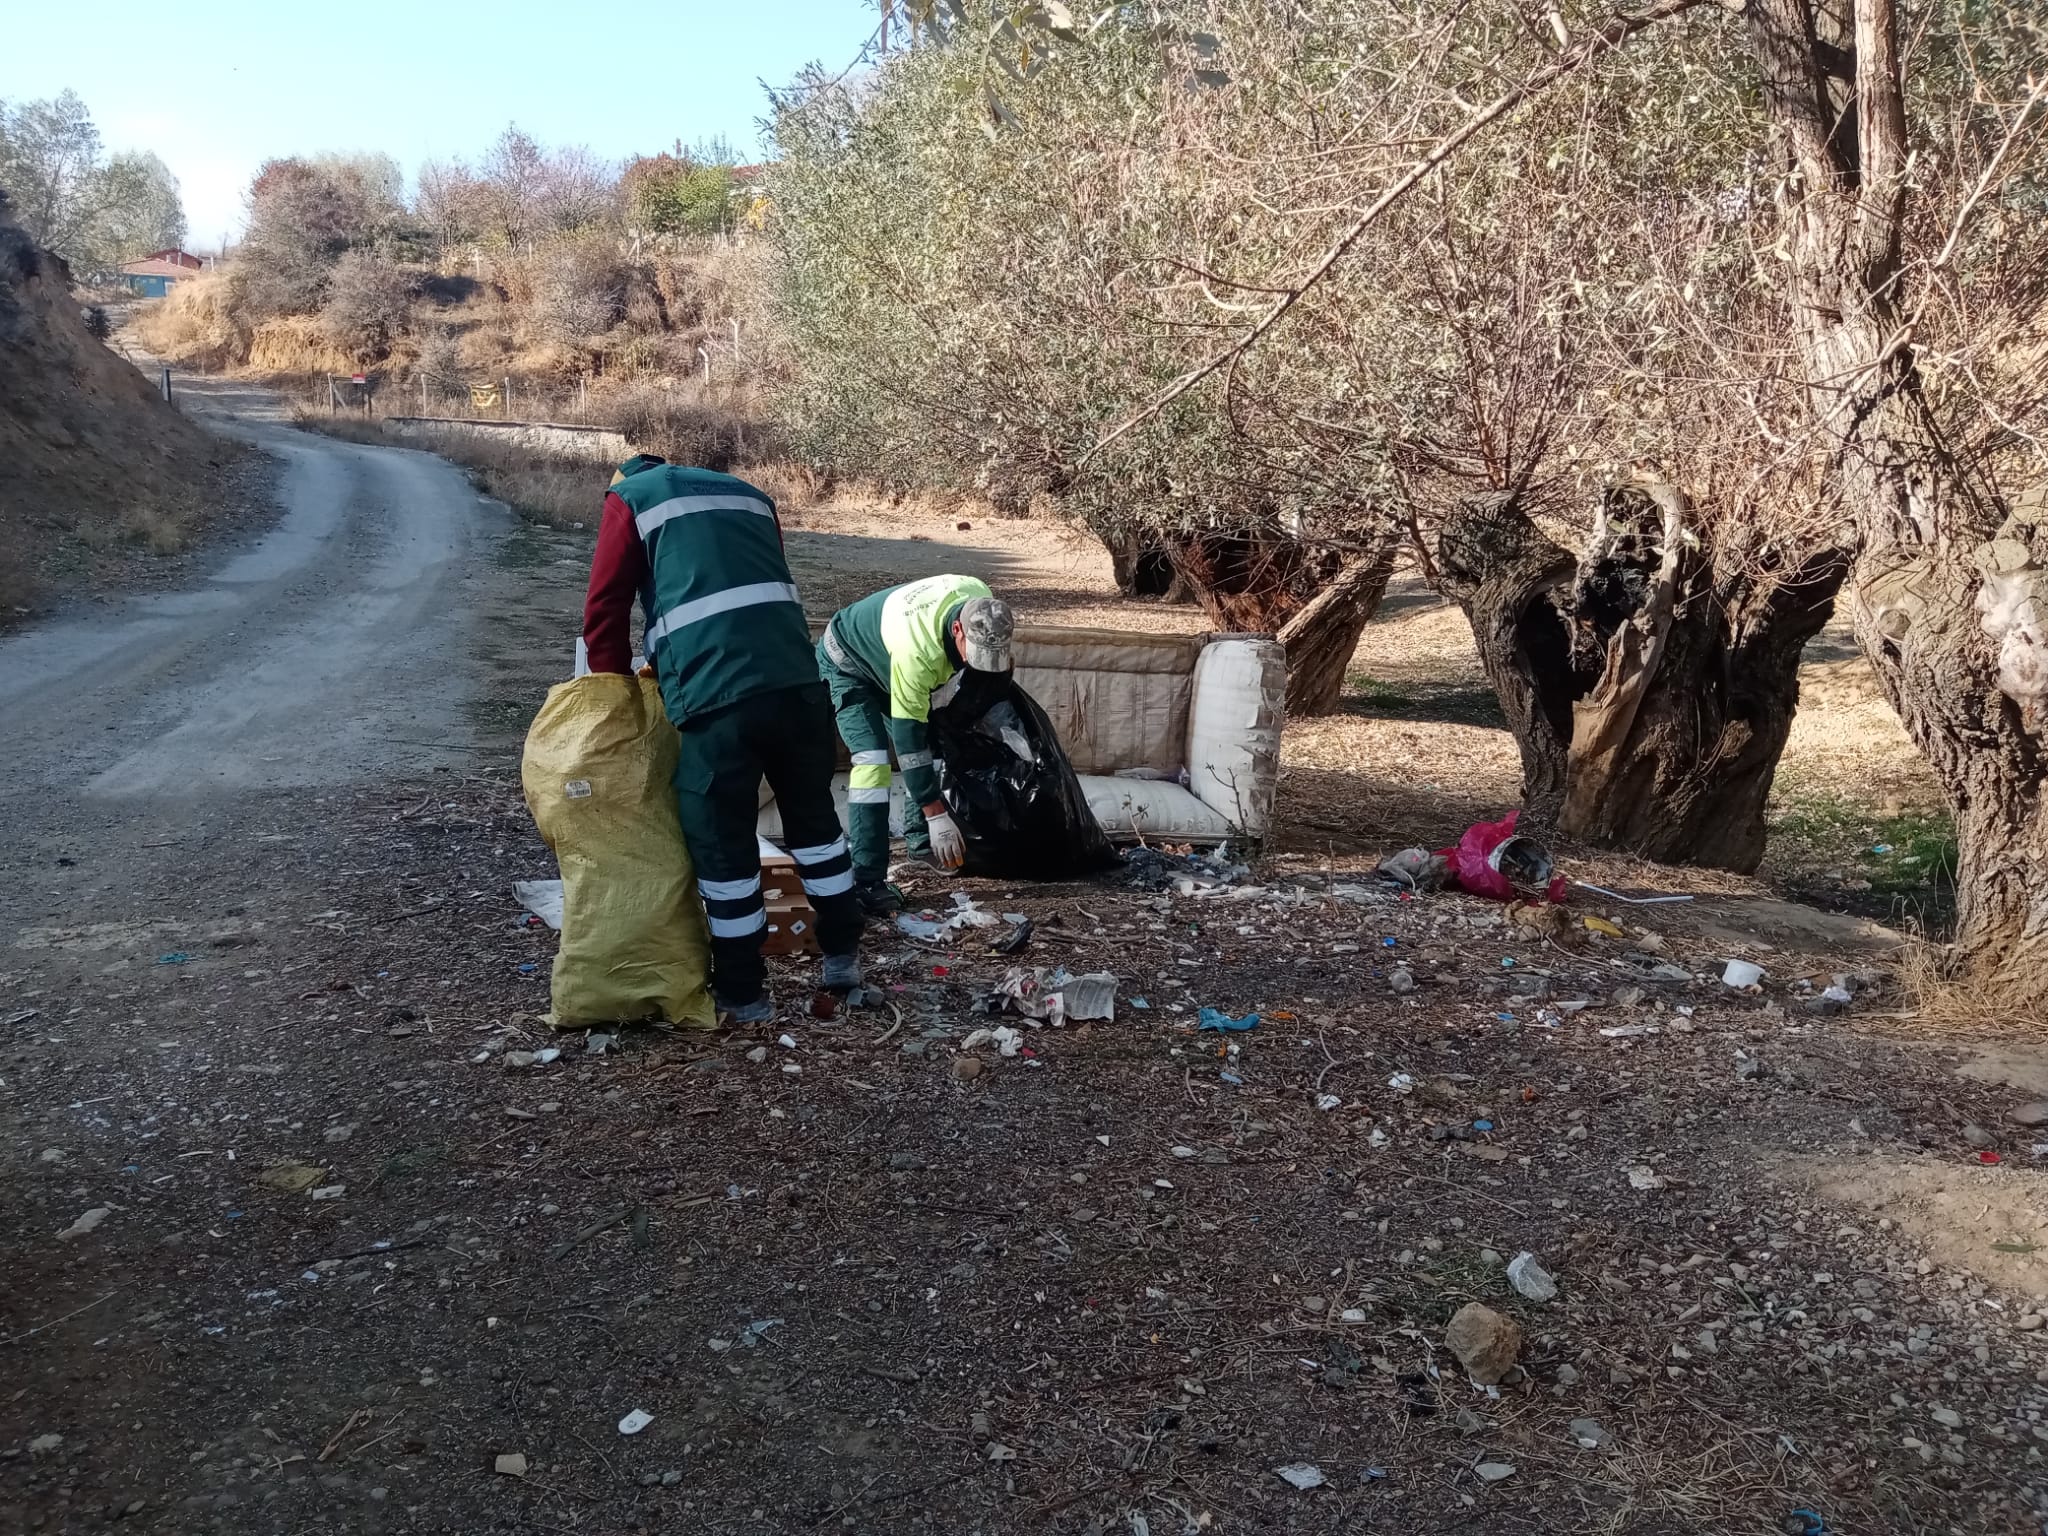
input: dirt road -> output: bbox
[0,382,509,799]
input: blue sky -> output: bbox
[2,0,879,247]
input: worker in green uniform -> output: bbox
[816,574,1016,912]
[582,453,863,1024]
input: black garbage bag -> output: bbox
[928,672,1118,879]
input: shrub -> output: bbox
[321,251,417,361]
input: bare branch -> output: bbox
[1077,0,1714,468]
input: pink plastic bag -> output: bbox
[1436,811,1567,902]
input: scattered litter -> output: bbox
[585,1031,616,1055]
[989,919,1033,955]
[1506,1252,1558,1304]
[1784,1509,1828,1536]
[1387,967,1416,993]
[948,892,1001,927]
[1440,812,1564,901]
[1471,1118,1494,1133]
[1570,880,1693,905]
[1275,1463,1327,1491]
[778,1033,797,1049]
[995,966,1118,1023]
[1316,1093,1342,1112]
[618,1408,654,1435]
[57,1207,111,1240]
[993,1026,1023,1058]
[896,914,949,941]
[1722,958,1765,989]
[494,1453,528,1478]
[746,1045,768,1064]
[156,951,191,965]
[1627,1164,1668,1192]
[309,1184,346,1201]
[1386,1072,1416,1095]
[1376,847,1446,891]
[1599,1023,1660,1039]
[1820,983,1853,1005]
[1582,915,1626,938]
[986,1442,1017,1462]
[258,1161,327,1194]
[512,880,564,931]
[1197,1007,1259,1033]
[1474,1461,1516,1482]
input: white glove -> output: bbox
[926,810,967,870]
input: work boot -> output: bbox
[715,994,773,1027]
[821,952,862,991]
[855,879,901,918]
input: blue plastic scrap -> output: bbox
[1785,1511,1827,1536]
[1197,1007,1260,1033]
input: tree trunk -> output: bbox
[1276,542,1399,715]
[1557,556,1844,871]
[1438,491,1847,872]
[1105,530,1188,600]
[1162,530,1343,632]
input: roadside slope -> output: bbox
[0,193,237,617]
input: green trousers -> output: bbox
[672,681,864,1007]
[815,645,932,885]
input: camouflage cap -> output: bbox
[955,596,1015,673]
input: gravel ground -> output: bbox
[3,767,2046,1535]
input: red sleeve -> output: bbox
[581,492,646,674]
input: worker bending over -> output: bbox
[817,574,1016,911]
[583,453,862,1024]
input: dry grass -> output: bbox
[132,275,246,371]
[246,315,359,375]
[290,407,602,529]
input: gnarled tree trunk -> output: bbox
[1276,541,1399,715]
[1437,490,1846,872]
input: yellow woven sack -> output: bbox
[521,674,716,1029]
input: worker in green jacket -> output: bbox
[816,574,1016,911]
[582,453,863,1024]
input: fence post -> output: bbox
[160,366,172,403]
[504,377,512,419]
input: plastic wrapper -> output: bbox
[929,674,1119,879]
[1437,809,1567,902]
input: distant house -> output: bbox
[118,250,209,298]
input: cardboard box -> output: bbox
[758,841,819,956]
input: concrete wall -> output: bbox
[380,416,633,465]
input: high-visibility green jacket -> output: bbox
[582,465,818,723]
[822,574,991,808]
